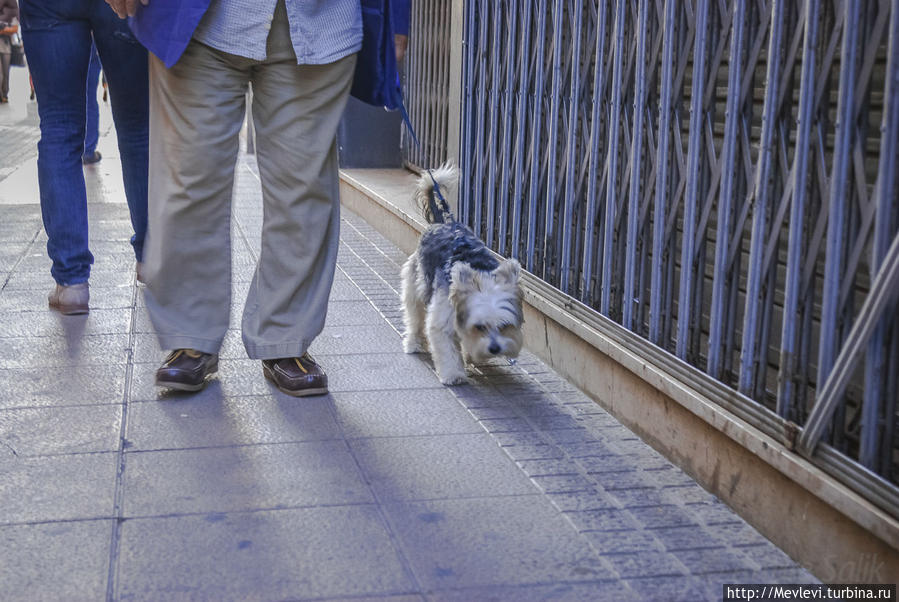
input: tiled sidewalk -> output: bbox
[0,134,817,598]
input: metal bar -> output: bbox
[485,1,502,247]
[776,0,819,419]
[525,4,549,273]
[860,0,899,470]
[459,0,477,225]
[471,0,490,235]
[498,1,518,257]
[601,0,628,317]
[582,0,610,305]
[675,0,709,360]
[511,1,532,261]
[707,0,745,379]
[815,0,861,414]
[649,0,677,345]
[561,0,584,294]
[543,0,564,282]
[799,230,899,456]
[738,0,785,395]
[622,0,648,330]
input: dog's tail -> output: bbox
[415,162,458,224]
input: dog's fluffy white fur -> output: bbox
[401,164,524,385]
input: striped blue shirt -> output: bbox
[192,0,362,64]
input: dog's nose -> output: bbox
[489,343,501,355]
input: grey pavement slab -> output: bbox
[0,404,122,456]
[350,433,539,501]
[116,506,415,601]
[0,134,817,599]
[0,519,112,602]
[381,496,615,589]
[122,440,372,516]
[0,452,118,524]
[331,389,483,438]
[0,364,126,409]
[126,394,341,450]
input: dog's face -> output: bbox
[449,259,524,362]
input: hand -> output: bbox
[105,0,150,19]
[394,34,408,63]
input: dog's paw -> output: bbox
[438,371,469,386]
[403,337,425,354]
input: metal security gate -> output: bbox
[403,0,899,518]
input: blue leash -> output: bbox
[395,92,453,224]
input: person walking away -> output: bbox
[18,0,149,314]
[0,0,18,103]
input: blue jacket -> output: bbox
[131,0,410,69]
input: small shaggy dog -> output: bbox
[400,164,524,385]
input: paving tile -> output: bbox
[735,543,799,570]
[426,580,639,602]
[122,440,371,516]
[651,525,725,552]
[325,300,387,326]
[548,489,620,513]
[565,508,641,533]
[126,394,341,450]
[500,443,564,462]
[0,365,126,409]
[0,404,121,456]
[350,433,537,501]
[583,528,665,555]
[530,474,597,494]
[515,458,581,478]
[625,504,698,530]
[661,484,718,505]
[675,546,756,575]
[321,353,442,392]
[383,496,614,589]
[0,519,112,601]
[602,550,687,579]
[625,575,712,602]
[688,501,746,525]
[609,486,671,508]
[0,308,133,338]
[369,590,431,602]
[331,389,481,439]
[309,323,404,355]
[477,417,533,433]
[0,452,117,523]
[704,520,769,547]
[0,334,130,368]
[116,506,414,601]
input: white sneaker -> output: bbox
[48,282,89,315]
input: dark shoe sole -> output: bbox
[262,363,328,397]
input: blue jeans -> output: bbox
[19,0,148,285]
[83,41,101,158]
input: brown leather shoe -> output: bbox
[48,282,89,315]
[156,349,218,392]
[262,353,328,397]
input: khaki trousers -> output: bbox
[142,8,355,359]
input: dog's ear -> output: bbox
[450,262,479,293]
[494,259,521,287]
